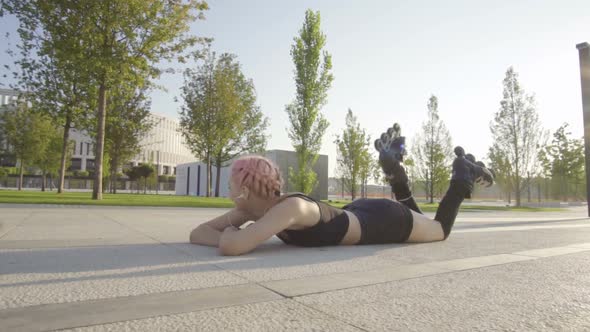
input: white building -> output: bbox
[0,88,197,174]
[69,113,196,175]
[175,162,232,196]
[0,88,18,107]
[175,150,329,199]
[0,89,19,166]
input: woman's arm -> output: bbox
[189,209,253,247]
[218,198,305,256]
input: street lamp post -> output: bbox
[576,42,590,217]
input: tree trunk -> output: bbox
[18,161,23,191]
[515,176,521,207]
[93,83,107,200]
[206,155,212,197]
[41,172,46,192]
[111,161,119,194]
[58,114,72,194]
[111,155,118,194]
[214,158,221,197]
[429,176,434,204]
[527,174,531,203]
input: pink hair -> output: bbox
[231,155,283,199]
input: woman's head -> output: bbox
[230,155,282,206]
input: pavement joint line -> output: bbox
[0,211,35,240]
[261,245,590,298]
[2,242,590,330]
[99,213,258,287]
[288,297,370,332]
[0,283,282,332]
[454,223,590,233]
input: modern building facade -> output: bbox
[176,150,329,200]
[0,89,19,167]
[0,87,196,174]
[175,162,232,197]
[68,113,196,175]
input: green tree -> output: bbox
[124,166,141,194]
[359,150,377,199]
[286,9,334,195]
[539,123,585,201]
[413,95,453,203]
[136,164,155,194]
[490,67,544,207]
[1,8,94,194]
[334,109,370,200]
[180,51,221,197]
[104,85,154,194]
[211,54,268,197]
[0,167,9,186]
[3,0,209,200]
[0,101,54,190]
[488,144,514,203]
[34,126,73,191]
[180,52,268,197]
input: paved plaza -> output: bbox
[1,204,589,331]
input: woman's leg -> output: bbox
[434,147,494,239]
[406,210,444,242]
[374,123,423,214]
[405,147,495,242]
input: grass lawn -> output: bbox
[0,190,564,212]
[0,190,235,208]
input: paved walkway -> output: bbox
[1,204,589,331]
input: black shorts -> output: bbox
[343,199,414,244]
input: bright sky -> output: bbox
[2,0,589,178]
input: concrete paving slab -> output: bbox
[0,205,589,331]
[296,251,590,332]
[568,242,590,249]
[1,211,145,241]
[64,299,364,332]
[0,244,248,309]
[369,224,590,265]
[0,210,33,238]
[425,254,536,271]
[0,238,155,249]
[0,284,282,332]
[455,223,590,233]
[514,246,590,257]
[263,263,446,297]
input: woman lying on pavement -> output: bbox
[189,123,494,256]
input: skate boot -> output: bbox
[451,146,494,198]
[374,123,408,186]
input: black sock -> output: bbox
[392,182,423,214]
[434,180,471,239]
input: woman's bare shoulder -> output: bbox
[273,192,320,228]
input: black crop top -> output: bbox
[276,193,350,247]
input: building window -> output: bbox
[173,167,176,175]
[80,142,84,155]
[69,158,82,171]
[86,159,96,171]
[86,143,90,155]
[163,165,170,175]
